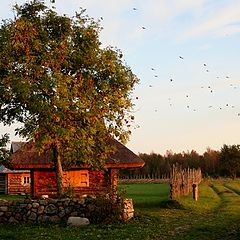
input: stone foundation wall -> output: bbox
[0,197,134,224]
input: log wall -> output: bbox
[32,169,114,198]
[7,173,31,195]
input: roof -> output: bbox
[11,142,25,153]
[0,165,13,173]
[11,140,145,170]
[0,164,30,174]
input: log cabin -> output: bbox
[0,165,30,195]
[10,140,144,198]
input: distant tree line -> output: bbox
[119,144,240,179]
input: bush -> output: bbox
[89,195,123,224]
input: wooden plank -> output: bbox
[0,175,6,194]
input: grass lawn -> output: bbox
[119,183,170,208]
[0,194,26,201]
[0,179,240,239]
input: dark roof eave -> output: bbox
[106,162,145,169]
[12,162,145,170]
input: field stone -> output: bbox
[27,204,32,209]
[0,206,8,212]
[5,212,12,218]
[31,207,38,213]
[8,216,19,224]
[14,213,22,221]
[28,212,37,221]
[45,204,57,215]
[37,205,45,214]
[58,210,65,218]
[32,202,40,208]
[39,199,48,206]
[67,217,90,226]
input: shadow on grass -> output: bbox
[135,199,185,210]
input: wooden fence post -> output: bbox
[192,183,198,201]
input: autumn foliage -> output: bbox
[0,1,138,196]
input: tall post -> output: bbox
[192,183,198,201]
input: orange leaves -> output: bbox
[88,79,94,89]
[52,116,60,123]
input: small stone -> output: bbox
[45,204,57,215]
[65,206,73,215]
[37,205,45,214]
[0,199,9,206]
[0,217,7,223]
[27,204,32,209]
[39,199,48,206]
[24,199,32,204]
[5,212,12,218]
[64,199,70,206]
[28,212,37,221]
[77,198,85,205]
[14,213,22,221]
[32,203,40,208]
[19,203,27,208]
[67,217,90,226]
[41,195,49,199]
[32,208,38,213]
[58,210,65,218]
[0,206,8,212]
[8,217,19,224]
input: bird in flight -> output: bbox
[133,8,137,10]
[142,26,146,30]
[179,56,184,59]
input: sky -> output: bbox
[1,0,240,155]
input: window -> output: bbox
[23,176,30,185]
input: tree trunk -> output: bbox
[53,143,64,198]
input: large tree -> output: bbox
[0,1,138,196]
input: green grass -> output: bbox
[119,183,170,209]
[0,194,26,200]
[0,179,240,239]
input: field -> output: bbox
[0,179,240,239]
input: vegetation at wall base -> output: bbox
[0,179,240,239]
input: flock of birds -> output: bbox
[98,5,240,129]
[127,7,240,117]
[145,58,240,116]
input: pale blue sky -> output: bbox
[1,0,240,154]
